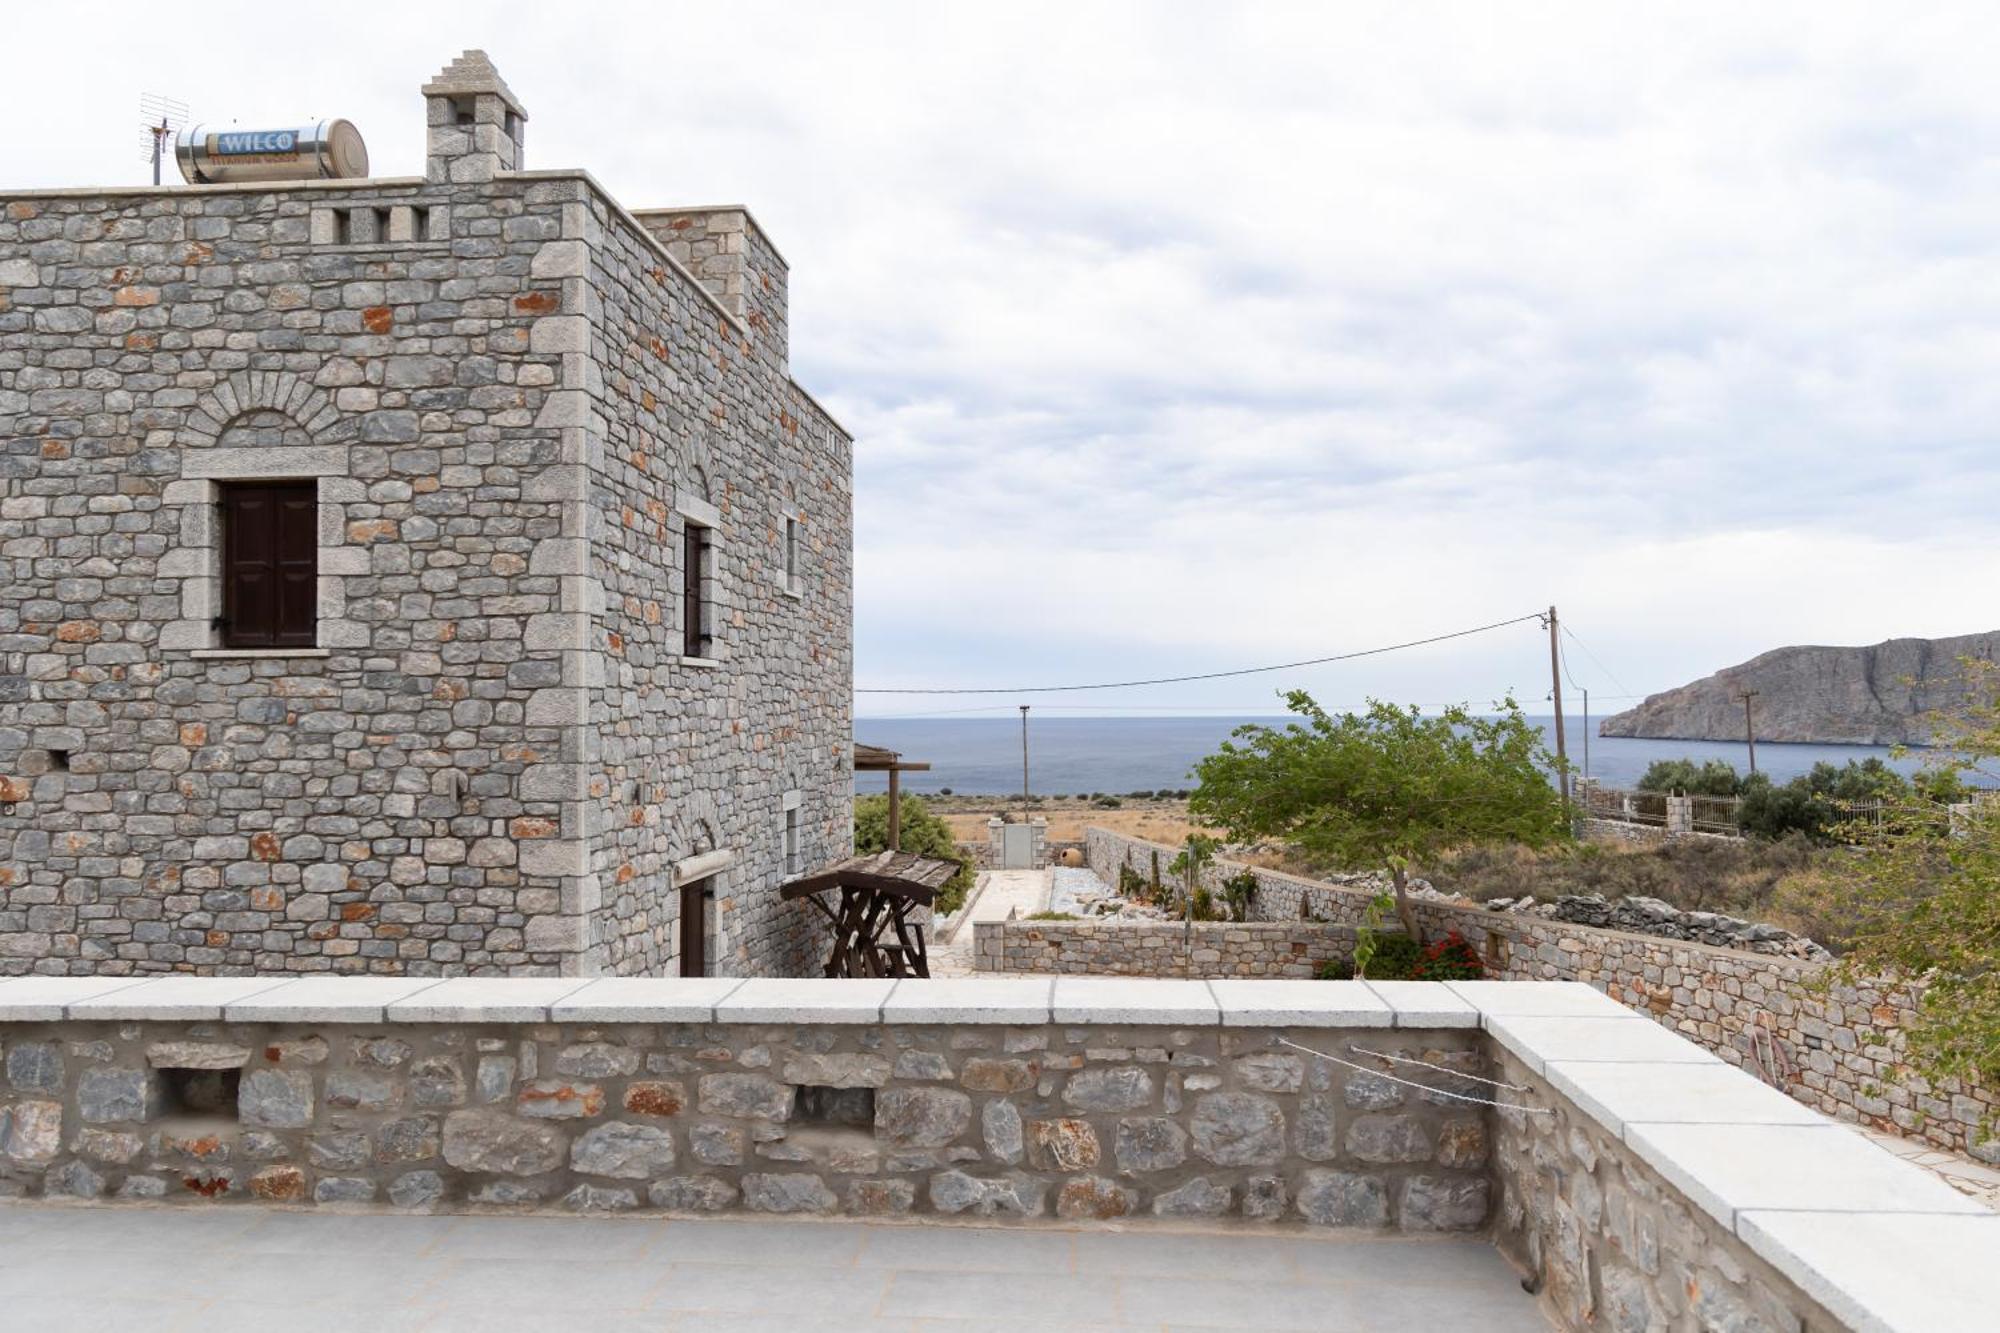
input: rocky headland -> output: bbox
[1598,630,2000,745]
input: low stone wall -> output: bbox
[973,920,1353,978]
[0,975,1480,1228]
[2,974,1987,1331]
[1085,827,2000,1162]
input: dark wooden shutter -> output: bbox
[679,880,709,977]
[682,524,708,658]
[221,481,317,648]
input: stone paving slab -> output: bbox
[0,1203,1553,1331]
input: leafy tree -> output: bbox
[1636,758,1745,797]
[1780,659,2000,1094]
[1189,692,1569,940]
[853,793,973,914]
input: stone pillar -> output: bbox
[1030,817,1048,869]
[1665,794,1693,838]
[422,50,528,184]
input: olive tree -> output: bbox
[853,793,973,914]
[1781,659,2000,1092]
[1190,691,1569,940]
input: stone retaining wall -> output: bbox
[973,919,1353,979]
[1086,827,2000,1162]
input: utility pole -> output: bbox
[1740,690,1759,775]
[1019,705,1031,821]
[1547,605,1570,811]
[1580,686,1589,783]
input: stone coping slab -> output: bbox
[1485,1013,1725,1076]
[1443,979,1631,1018]
[714,978,897,1024]
[1209,980,1390,1027]
[1359,980,1481,1028]
[0,977,150,1022]
[1546,1059,1828,1137]
[1626,1122,1991,1229]
[1050,978,1221,1025]
[383,979,595,1023]
[549,977,747,1023]
[64,977,294,1022]
[879,978,1054,1024]
[1736,1209,2000,1333]
[223,977,450,1023]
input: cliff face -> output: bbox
[1598,631,2000,745]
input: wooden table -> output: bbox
[780,851,959,979]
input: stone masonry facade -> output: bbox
[0,1015,1492,1228]
[0,52,853,978]
[975,919,1354,979]
[1087,828,2000,1163]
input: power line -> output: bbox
[854,612,1547,695]
[1562,624,1639,700]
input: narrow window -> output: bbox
[372,207,392,243]
[679,877,715,977]
[219,481,317,648]
[682,522,711,658]
[784,807,800,877]
[332,209,351,245]
[412,206,432,241]
[784,515,800,594]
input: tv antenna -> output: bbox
[139,92,189,186]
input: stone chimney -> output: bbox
[422,50,528,183]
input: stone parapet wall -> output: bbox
[973,919,1353,979]
[0,975,1489,1230]
[1085,827,2000,1162]
[1,974,1987,1331]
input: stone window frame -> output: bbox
[778,508,804,599]
[674,488,723,668]
[781,789,804,878]
[158,372,365,659]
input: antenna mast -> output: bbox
[139,92,189,186]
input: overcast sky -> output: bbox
[10,3,2000,719]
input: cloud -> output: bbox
[9,2,1999,714]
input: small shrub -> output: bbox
[1190,886,1223,921]
[1117,864,1149,900]
[938,787,953,796]
[1358,933,1424,980]
[1220,870,1258,922]
[1025,911,1081,921]
[1315,958,1356,981]
[1414,931,1484,980]
[1093,796,1123,809]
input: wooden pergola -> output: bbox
[780,850,957,978]
[855,742,931,850]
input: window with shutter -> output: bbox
[219,481,317,648]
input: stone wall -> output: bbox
[974,919,1354,979]
[0,51,853,980]
[2,974,1987,1331]
[0,976,1489,1229]
[1086,827,2000,1162]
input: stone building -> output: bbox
[0,52,854,978]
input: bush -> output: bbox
[853,793,973,914]
[1315,958,1356,981]
[1025,911,1080,921]
[1093,796,1123,809]
[1357,933,1424,980]
[938,787,952,796]
[1415,931,1484,980]
[1220,870,1258,922]
[1637,758,1745,797]
[1117,864,1149,900]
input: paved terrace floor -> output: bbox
[932,868,1052,977]
[0,1202,1553,1332]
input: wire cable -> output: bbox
[854,612,1547,695]
[1562,624,1639,699]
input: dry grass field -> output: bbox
[928,796,1217,845]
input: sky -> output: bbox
[8,2,2000,720]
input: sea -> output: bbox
[851,715,1935,797]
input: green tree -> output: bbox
[853,794,974,914]
[1781,659,2000,1095]
[1189,692,1569,940]
[1636,758,1744,796]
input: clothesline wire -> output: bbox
[1274,1038,1553,1115]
